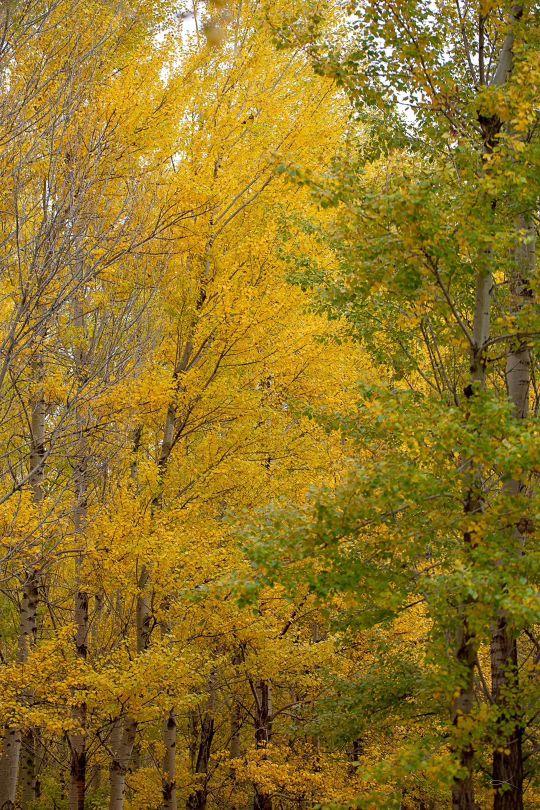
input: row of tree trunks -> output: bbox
[107,355,186,810]
[155,300,211,810]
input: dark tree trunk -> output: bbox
[491,618,523,810]
[253,681,272,810]
[70,748,87,810]
[186,710,214,810]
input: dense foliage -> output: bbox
[0,2,537,809]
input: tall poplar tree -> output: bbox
[247,1,539,807]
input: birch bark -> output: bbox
[108,719,137,810]
[162,710,177,810]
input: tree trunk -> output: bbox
[229,650,243,764]
[450,9,524,806]
[254,790,273,810]
[21,728,42,807]
[491,617,523,810]
[69,740,87,810]
[0,727,22,809]
[451,264,492,810]
[450,615,477,810]
[348,738,362,776]
[162,710,177,810]
[69,514,89,810]
[69,290,89,810]
[109,719,137,810]
[490,215,534,810]
[155,395,182,810]
[253,681,272,810]
[186,707,215,810]
[136,564,152,655]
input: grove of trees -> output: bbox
[0,1,537,809]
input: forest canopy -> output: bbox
[0,2,538,809]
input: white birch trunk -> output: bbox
[108,719,137,810]
[162,710,177,810]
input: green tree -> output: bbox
[246,2,540,807]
